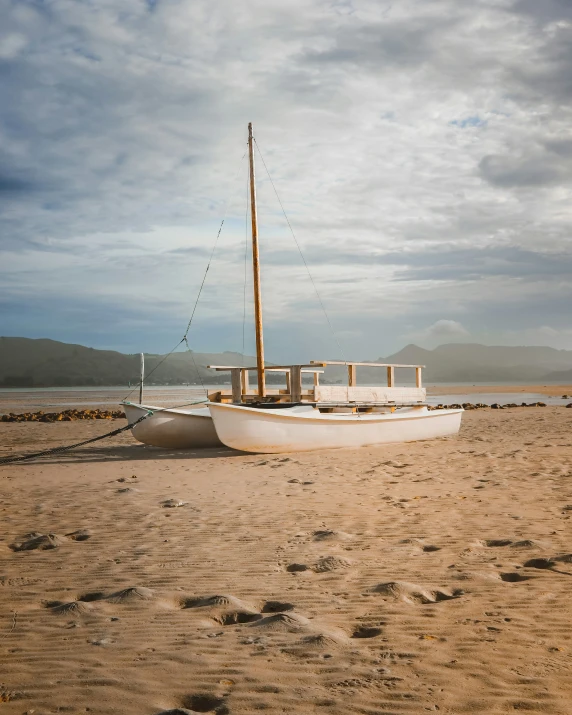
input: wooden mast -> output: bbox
[248,122,266,398]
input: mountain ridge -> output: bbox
[379,342,572,383]
[1,337,572,387]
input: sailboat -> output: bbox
[122,353,222,449]
[122,402,221,449]
[123,123,463,452]
[206,124,463,452]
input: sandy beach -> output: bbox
[1,406,572,714]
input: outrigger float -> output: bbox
[123,123,462,452]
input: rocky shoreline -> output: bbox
[4,402,572,423]
[428,401,554,410]
[1,408,124,422]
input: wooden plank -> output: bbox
[230,368,242,403]
[310,360,425,368]
[415,367,423,388]
[241,369,249,394]
[387,366,394,387]
[290,365,302,402]
[208,364,326,371]
[348,364,357,386]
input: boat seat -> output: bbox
[314,386,426,404]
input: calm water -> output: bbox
[1,385,570,414]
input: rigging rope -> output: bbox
[182,149,248,341]
[122,339,185,401]
[253,138,348,364]
[123,149,248,401]
[0,398,210,466]
[0,412,151,466]
[183,336,207,395]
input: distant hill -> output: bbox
[0,337,257,387]
[1,337,572,387]
[542,368,572,382]
[379,343,572,383]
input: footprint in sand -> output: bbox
[286,556,353,573]
[510,540,544,549]
[10,533,66,551]
[10,530,92,551]
[298,632,349,649]
[312,556,354,573]
[252,612,349,650]
[65,529,92,541]
[250,612,313,633]
[523,557,556,569]
[77,591,106,602]
[213,611,261,626]
[158,694,229,715]
[351,626,383,639]
[484,539,513,547]
[372,581,463,604]
[261,600,295,613]
[499,572,531,582]
[312,529,353,542]
[180,694,229,714]
[466,538,545,554]
[398,539,441,553]
[180,594,260,626]
[161,499,187,508]
[44,600,92,616]
[523,554,572,571]
[180,594,254,610]
[106,587,154,603]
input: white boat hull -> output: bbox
[122,402,222,449]
[208,403,463,453]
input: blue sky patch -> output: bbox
[450,116,487,129]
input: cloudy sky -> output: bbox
[1,0,572,362]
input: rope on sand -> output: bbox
[0,412,152,466]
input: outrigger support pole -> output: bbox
[139,352,144,404]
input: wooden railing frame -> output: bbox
[207,361,425,404]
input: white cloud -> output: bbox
[0,0,572,359]
[503,326,572,350]
[404,320,471,347]
[0,33,28,59]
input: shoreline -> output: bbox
[1,384,571,415]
